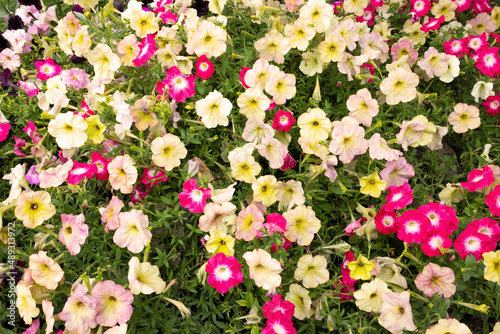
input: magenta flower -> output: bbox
[468,217,500,244]
[92,280,134,327]
[0,122,10,142]
[257,213,287,239]
[179,179,212,214]
[421,233,452,257]
[13,137,27,156]
[281,154,297,171]
[206,253,243,294]
[444,38,469,58]
[22,121,42,144]
[414,263,456,298]
[239,67,251,88]
[461,165,495,192]
[483,95,500,115]
[417,202,456,236]
[160,10,178,24]
[455,0,471,11]
[35,58,62,81]
[263,294,295,319]
[262,315,296,334]
[420,15,445,33]
[396,210,431,244]
[130,185,148,204]
[272,110,296,132]
[26,165,40,185]
[66,161,97,185]
[195,55,215,80]
[375,209,399,235]
[59,213,89,255]
[58,285,98,333]
[382,183,413,211]
[164,66,196,102]
[133,34,157,67]
[454,229,491,260]
[410,0,431,17]
[140,166,168,190]
[467,33,488,54]
[18,80,39,97]
[476,47,500,77]
[486,185,500,216]
[380,157,415,189]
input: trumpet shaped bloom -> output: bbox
[206,253,243,293]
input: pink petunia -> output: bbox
[421,233,453,257]
[272,110,296,132]
[476,47,500,78]
[61,68,90,89]
[262,315,297,334]
[280,154,297,171]
[454,0,471,11]
[92,281,134,327]
[375,209,399,235]
[396,210,431,244]
[417,202,455,236]
[67,161,97,185]
[410,0,431,17]
[414,263,456,298]
[58,285,98,333]
[443,38,469,57]
[257,213,287,239]
[382,183,413,211]
[35,58,61,81]
[164,66,196,102]
[13,137,27,156]
[195,55,215,80]
[114,209,152,253]
[91,152,110,181]
[420,15,445,33]
[140,166,168,190]
[22,121,41,144]
[160,11,178,24]
[59,213,89,255]
[467,33,488,54]
[18,80,39,97]
[130,185,148,204]
[0,122,10,142]
[467,217,500,244]
[133,34,157,67]
[454,229,491,260]
[380,157,415,189]
[263,294,295,319]
[482,95,500,115]
[461,165,495,192]
[485,185,500,216]
[179,179,212,214]
[205,253,243,294]
[99,196,124,232]
[239,67,251,88]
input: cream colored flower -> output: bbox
[186,20,227,58]
[343,0,369,16]
[107,155,138,194]
[448,103,480,134]
[283,205,321,246]
[130,10,159,38]
[276,180,305,210]
[294,254,329,288]
[318,33,347,63]
[299,0,334,33]
[237,87,270,120]
[284,18,316,51]
[196,90,232,128]
[297,108,332,141]
[151,134,188,171]
[252,175,279,206]
[264,71,296,105]
[48,113,87,149]
[285,284,313,320]
[86,43,121,80]
[16,282,39,325]
[255,30,291,64]
[29,251,64,290]
[243,249,282,291]
[117,35,140,67]
[230,151,261,183]
[353,278,391,313]
[128,257,166,295]
[380,68,419,105]
[72,25,92,57]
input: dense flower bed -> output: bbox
[0,0,500,332]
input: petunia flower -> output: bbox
[114,209,152,253]
[425,319,472,334]
[359,172,387,198]
[329,121,368,164]
[262,316,297,334]
[380,68,419,105]
[276,180,305,211]
[255,30,291,64]
[285,284,313,320]
[164,66,196,102]
[35,58,61,81]
[128,257,166,295]
[58,284,98,332]
[414,262,456,298]
[461,165,495,192]
[29,251,64,290]
[294,254,329,288]
[15,190,56,228]
[448,103,481,134]
[199,202,237,233]
[378,291,417,334]
[382,183,413,211]
[206,253,243,294]
[347,254,375,280]
[186,20,227,58]
[179,179,212,214]
[263,294,295,319]
[483,250,500,285]
[230,151,262,183]
[59,213,89,255]
[66,161,97,185]
[283,205,321,246]
[396,210,431,244]
[454,229,491,260]
[485,185,500,217]
[99,196,124,232]
[237,87,271,120]
[132,34,157,67]
[265,71,296,105]
[380,157,415,189]
[195,55,215,79]
[243,249,283,291]
[346,88,379,127]
[196,90,232,128]
[375,209,399,235]
[471,81,494,102]
[86,43,121,80]
[421,15,445,32]
[483,95,500,115]
[205,230,236,256]
[47,113,88,149]
[256,137,287,169]
[92,280,134,327]
[151,133,188,171]
[108,155,138,194]
[16,282,40,325]
[353,278,391,313]
[236,204,265,241]
[421,233,453,257]
[91,152,110,180]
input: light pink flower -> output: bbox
[58,285,98,333]
[378,291,417,334]
[236,204,265,241]
[59,213,89,255]
[92,280,134,327]
[380,157,415,189]
[114,209,152,253]
[414,262,456,298]
[61,68,90,89]
[368,133,403,161]
[39,160,74,189]
[99,196,124,232]
[29,251,64,290]
[346,88,379,127]
[243,249,283,291]
[199,202,237,233]
[108,155,138,194]
[329,122,368,164]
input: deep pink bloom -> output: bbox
[18,80,39,97]
[92,281,134,327]
[195,55,215,80]
[396,210,431,244]
[239,67,251,88]
[133,34,157,67]
[467,33,488,54]
[472,0,492,13]
[73,100,95,119]
[270,237,293,253]
[360,63,375,82]
[417,202,455,236]
[140,166,168,190]
[444,38,469,57]
[91,152,110,181]
[22,121,42,144]
[410,0,431,17]
[262,315,296,334]
[280,154,297,171]
[375,209,399,235]
[272,110,296,132]
[421,233,453,257]
[346,217,365,236]
[0,123,10,142]
[467,217,500,244]
[461,165,495,192]
[179,179,211,213]
[454,0,471,12]
[483,95,500,115]
[160,11,178,24]
[263,294,295,319]
[131,185,148,204]
[257,213,287,239]
[357,6,376,25]
[35,58,61,80]
[206,253,243,293]
[476,47,500,78]
[67,162,97,185]
[164,66,196,102]
[13,137,26,156]
[454,229,491,260]
[382,183,413,211]
[22,319,40,334]
[370,0,383,8]
[420,16,445,32]
[154,0,173,13]
[486,185,500,216]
